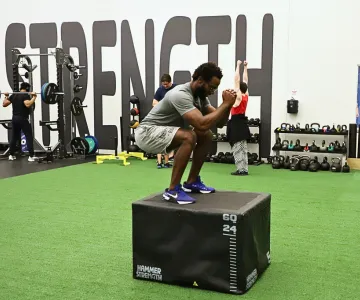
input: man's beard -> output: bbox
[194,85,207,101]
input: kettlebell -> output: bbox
[341,142,347,154]
[308,156,320,172]
[272,156,282,169]
[288,140,294,150]
[334,141,341,153]
[320,140,327,151]
[272,138,282,150]
[279,155,285,168]
[294,139,302,151]
[217,152,225,163]
[290,156,300,171]
[295,123,301,132]
[299,156,310,171]
[342,161,350,173]
[304,124,310,132]
[309,141,318,152]
[224,152,232,163]
[303,143,309,152]
[330,157,342,172]
[331,125,337,132]
[248,152,255,165]
[283,156,291,169]
[341,125,348,133]
[280,123,288,131]
[282,140,289,150]
[220,154,228,163]
[322,125,330,133]
[212,155,220,163]
[311,123,320,132]
[320,157,330,171]
[328,142,334,152]
[336,125,342,132]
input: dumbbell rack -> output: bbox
[272,126,349,166]
[211,119,262,164]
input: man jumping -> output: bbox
[135,62,237,204]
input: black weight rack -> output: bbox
[0,49,48,160]
[272,125,349,165]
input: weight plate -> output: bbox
[41,83,49,102]
[42,83,60,105]
[85,136,99,154]
[71,97,83,116]
[70,137,90,155]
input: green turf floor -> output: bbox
[1,159,360,300]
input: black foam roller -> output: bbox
[348,123,357,158]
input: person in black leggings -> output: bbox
[2,82,37,161]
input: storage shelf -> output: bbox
[213,140,259,144]
[274,130,348,136]
[272,148,347,155]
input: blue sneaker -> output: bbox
[162,184,196,205]
[182,176,215,194]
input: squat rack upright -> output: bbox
[11,47,72,159]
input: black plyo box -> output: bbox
[132,191,271,295]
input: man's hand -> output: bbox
[222,89,237,107]
[30,92,37,99]
[243,61,248,67]
[4,93,9,97]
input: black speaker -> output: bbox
[287,99,298,114]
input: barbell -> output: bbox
[0,82,64,105]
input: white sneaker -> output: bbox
[8,155,16,161]
[28,156,36,162]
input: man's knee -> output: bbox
[194,129,213,143]
[183,130,197,147]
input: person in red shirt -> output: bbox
[226,60,251,175]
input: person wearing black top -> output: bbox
[2,82,37,161]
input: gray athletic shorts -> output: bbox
[134,125,180,154]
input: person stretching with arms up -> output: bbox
[227,60,251,175]
[135,62,237,204]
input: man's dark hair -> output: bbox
[161,74,171,83]
[240,82,248,94]
[20,82,31,92]
[192,62,223,82]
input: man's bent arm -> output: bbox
[3,97,11,107]
[205,105,230,128]
[183,103,232,131]
[24,96,36,108]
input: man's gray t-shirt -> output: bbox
[140,82,211,128]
